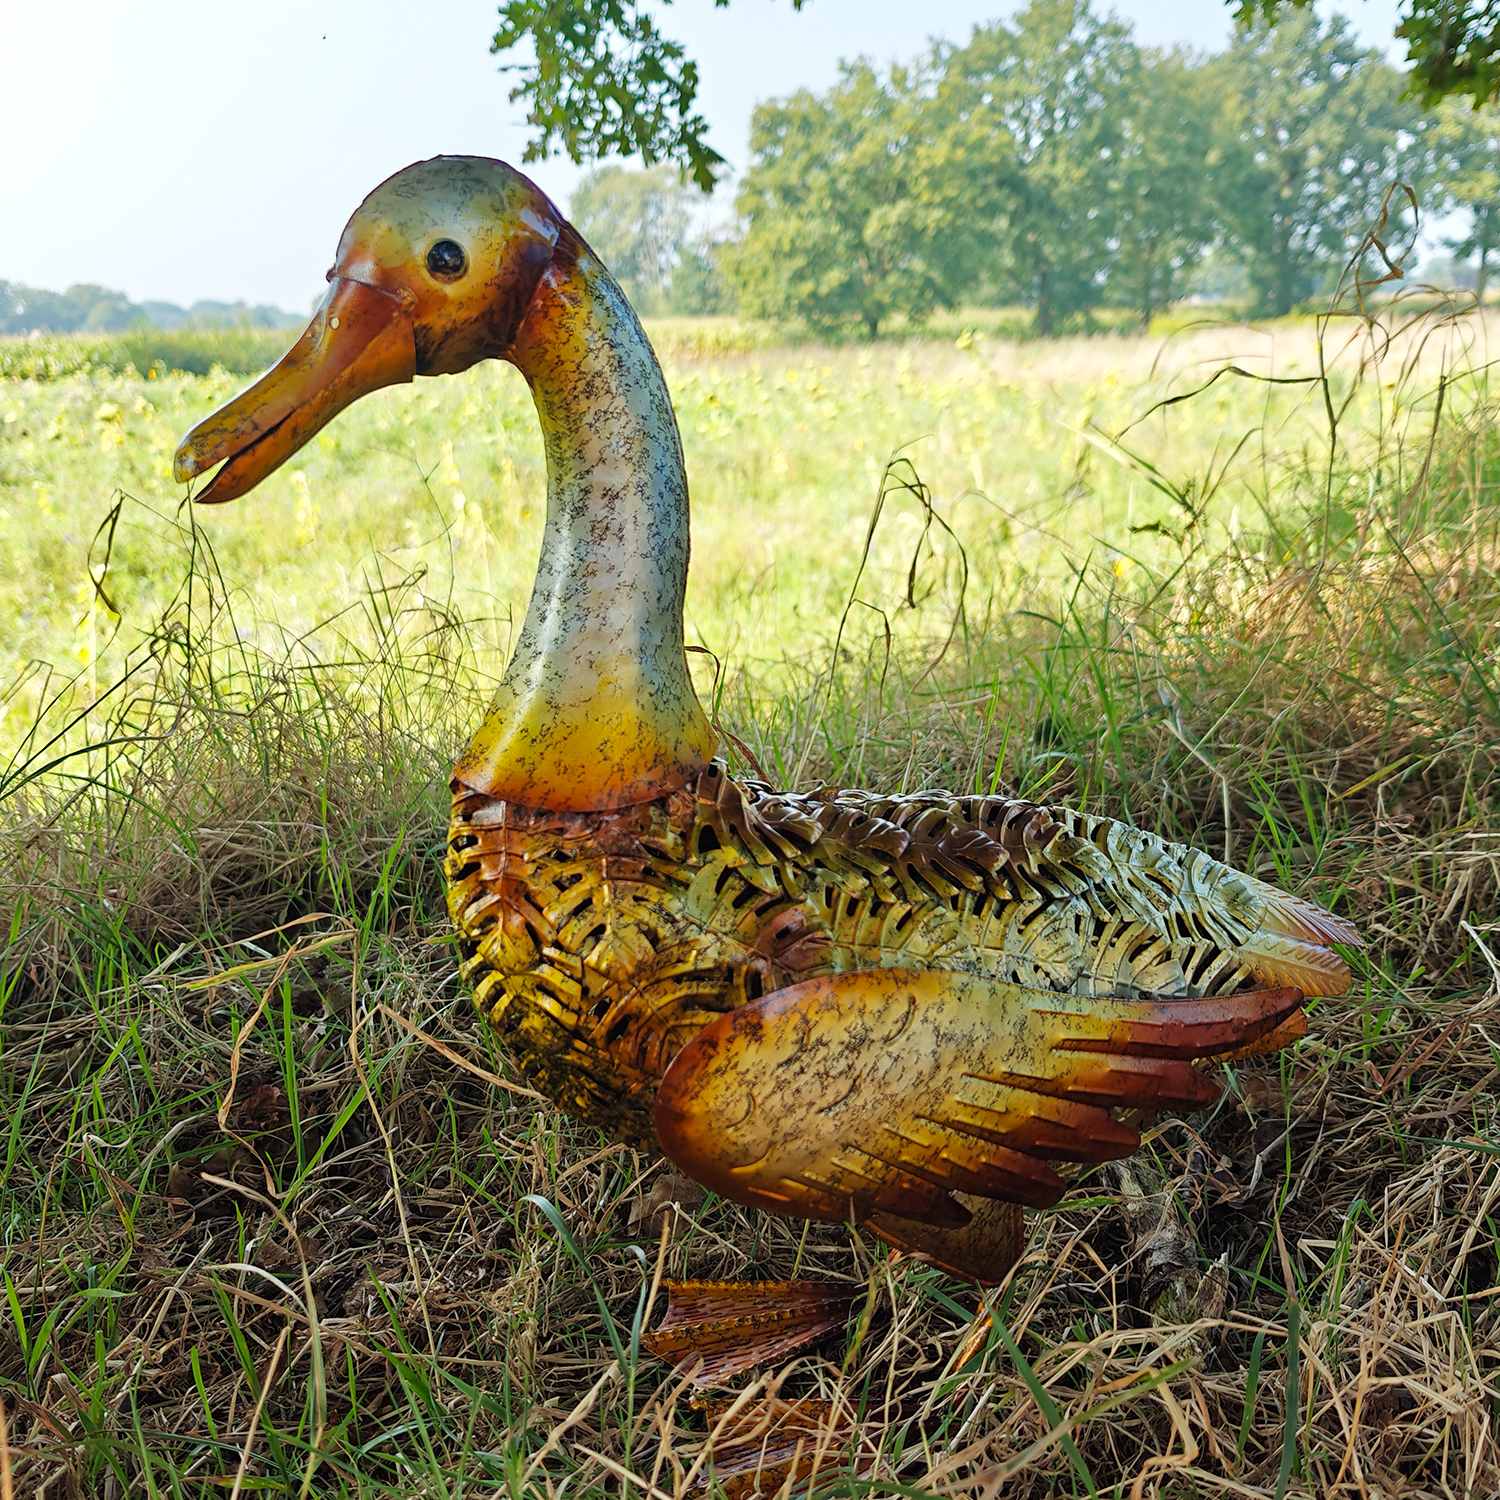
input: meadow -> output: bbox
[2,302,1499,1497]
[0,307,1458,762]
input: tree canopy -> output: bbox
[1236,1,1500,107]
[491,0,806,189]
[1105,49,1221,327]
[569,164,696,311]
[1208,10,1427,316]
[722,0,1446,334]
[932,0,1139,334]
[0,282,300,336]
[1428,97,1500,297]
[723,63,964,335]
[490,0,1500,189]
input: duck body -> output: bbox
[448,757,1350,1259]
[176,154,1358,1360]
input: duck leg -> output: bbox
[641,1200,1021,1385]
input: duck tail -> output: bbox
[1237,877,1362,997]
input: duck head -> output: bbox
[174,156,564,503]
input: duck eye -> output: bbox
[426,239,467,280]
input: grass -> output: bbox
[0,307,1456,758]
[2,297,1500,1496]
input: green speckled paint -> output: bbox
[453,216,717,809]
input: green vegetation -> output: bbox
[0,279,299,336]
[0,309,1418,754]
[550,3,1500,334]
[724,62,963,336]
[1242,0,1500,106]
[3,302,1499,1492]
[1208,11,1427,315]
[726,2,1459,334]
[933,0,1143,335]
[0,327,290,381]
[1099,47,1218,329]
[491,0,812,188]
[1432,93,1500,299]
[568,165,728,316]
[492,0,1500,187]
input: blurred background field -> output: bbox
[2,305,1482,770]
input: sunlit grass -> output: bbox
[1,309,1484,761]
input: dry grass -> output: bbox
[2,297,1500,1496]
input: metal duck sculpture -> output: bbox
[176,157,1359,1382]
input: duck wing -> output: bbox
[654,967,1302,1273]
[697,762,1361,1001]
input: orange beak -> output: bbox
[173,276,416,504]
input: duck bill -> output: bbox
[173,277,416,504]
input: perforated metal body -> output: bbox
[447,758,1346,1148]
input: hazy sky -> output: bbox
[3,0,1403,309]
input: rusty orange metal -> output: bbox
[174,275,415,504]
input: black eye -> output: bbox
[426,239,467,279]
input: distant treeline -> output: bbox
[0,280,301,336]
[573,1,1500,336]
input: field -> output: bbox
[2,303,1499,1497]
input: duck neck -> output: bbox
[452,236,716,810]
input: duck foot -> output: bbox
[690,1394,853,1496]
[643,1279,858,1385]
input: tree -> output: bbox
[1428,98,1500,299]
[1104,47,1220,328]
[487,4,1500,194]
[491,0,808,190]
[0,282,135,333]
[725,63,967,336]
[665,239,731,314]
[1208,11,1426,316]
[1232,2,1500,108]
[569,165,698,312]
[0,282,301,335]
[933,0,1135,335]
[0,282,136,333]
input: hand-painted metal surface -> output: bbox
[176,156,1361,1373]
[653,968,1302,1219]
[446,752,1353,1278]
[175,155,713,811]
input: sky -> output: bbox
[2,0,1404,311]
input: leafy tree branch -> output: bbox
[491,0,808,189]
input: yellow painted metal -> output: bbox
[653,967,1301,1220]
